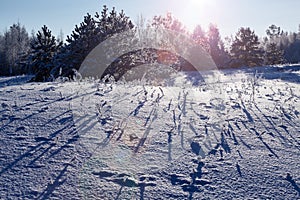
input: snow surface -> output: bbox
[0,65,300,199]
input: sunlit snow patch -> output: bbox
[71,27,226,194]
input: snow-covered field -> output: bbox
[0,65,300,199]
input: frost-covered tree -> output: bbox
[152,12,186,33]
[150,13,187,66]
[130,13,206,74]
[192,25,210,53]
[0,34,5,74]
[280,31,300,63]
[284,39,300,64]
[1,23,30,75]
[28,25,62,81]
[230,27,263,67]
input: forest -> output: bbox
[0,5,300,81]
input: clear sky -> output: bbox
[0,0,299,39]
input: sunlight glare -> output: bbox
[179,0,217,32]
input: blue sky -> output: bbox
[0,0,299,39]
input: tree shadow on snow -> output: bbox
[0,76,33,88]
[37,161,74,200]
[286,173,300,196]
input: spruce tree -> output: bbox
[28,25,62,81]
[230,27,263,67]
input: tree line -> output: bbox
[0,5,300,81]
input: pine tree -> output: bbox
[230,27,263,67]
[192,25,209,53]
[264,25,284,65]
[28,25,62,81]
[265,42,284,65]
[95,6,134,37]
[207,24,229,68]
[63,13,97,73]
[51,5,134,79]
[266,24,283,38]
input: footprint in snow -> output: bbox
[92,170,157,188]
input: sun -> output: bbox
[178,0,217,32]
[190,0,208,7]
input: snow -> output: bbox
[0,65,300,199]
